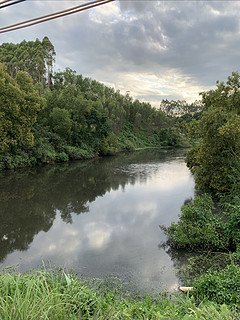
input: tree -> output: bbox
[186,72,240,192]
[42,36,56,88]
[0,63,45,153]
[50,108,72,141]
[160,99,203,116]
[0,38,55,89]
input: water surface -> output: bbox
[0,149,195,293]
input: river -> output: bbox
[0,148,195,293]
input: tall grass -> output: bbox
[0,267,237,320]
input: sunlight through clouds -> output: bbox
[109,70,211,106]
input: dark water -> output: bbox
[0,149,195,293]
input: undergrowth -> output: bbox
[0,267,238,319]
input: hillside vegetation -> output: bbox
[0,37,199,170]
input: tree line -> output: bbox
[0,37,195,170]
[1,37,239,197]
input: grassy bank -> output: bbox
[0,267,238,320]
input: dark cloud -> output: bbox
[115,1,240,85]
[1,1,240,102]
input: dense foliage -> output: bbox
[160,72,240,313]
[0,37,55,89]
[193,262,240,305]
[0,64,45,154]
[161,194,240,252]
[186,72,240,193]
[0,38,195,170]
[161,72,240,253]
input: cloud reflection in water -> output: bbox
[0,149,195,293]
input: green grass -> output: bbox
[0,267,238,320]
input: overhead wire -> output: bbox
[0,0,107,29]
[0,0,12,5]
[0,0,26,9]
[0,0,115,33]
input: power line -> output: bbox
[0,0,107,30]
[0,0,115,33]
[0,0,25,9]
[0,0,12,5]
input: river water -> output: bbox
[0,149,195,293]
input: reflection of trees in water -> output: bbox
[0,148,188,263]
[158,193,200,286]
[159,244,198,286]
[162,244,236,287]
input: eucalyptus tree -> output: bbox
[0,37,55,89]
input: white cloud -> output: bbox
[84,221,112,249]
[89,1,120,24]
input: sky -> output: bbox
[1,0,240,107]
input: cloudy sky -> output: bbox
[1,0,240,106]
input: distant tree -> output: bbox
[160,99,203,116]
[0,37,55,89]
[42,36,56,88]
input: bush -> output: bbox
[185,144,201,174]
[161,191,240,255]
[55,152,69,162]
[228,158,240,199]
[161,194,228,250]
[193,262,240,305]
[65,145,95,160]
[99,133,120,155]
[0,152,37,169]
[225,202,240,252]
[32,137,57,164]
[158,127,187,146]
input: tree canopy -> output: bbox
[0,63,45,153]
[0,37,55,89]
[186,72,240,193]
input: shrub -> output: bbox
[225,202,240,252]
[65,145,95,160]
[55,152,69,162]
[99,133,120,156]
[32,137,57,164]
[0,152,37,169]
[161,194,228,250]
[193,262,240,305]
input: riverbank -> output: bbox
[0,135,190,170]
[0,108,190,170]
[0,267,238,320]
